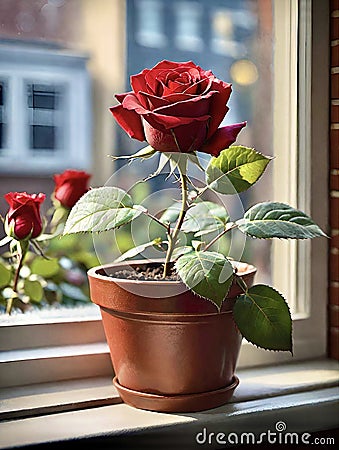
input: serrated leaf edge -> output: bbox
[233,284,293,354]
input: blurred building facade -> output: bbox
[0,0,125,214]
[0,0,272,279]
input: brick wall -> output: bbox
[330,0,339,360]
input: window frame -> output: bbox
[238,0,329,367]
[0,0,330,387]
[0,44,92,174]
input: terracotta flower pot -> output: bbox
[87,259,256,412]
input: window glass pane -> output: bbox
[124,0,273,285]
[27,83,61,151]
[28,85,57,110]
[135,0,167,48]
[31,125,55,149]
[0,81,6,150]
[174,2,203,51]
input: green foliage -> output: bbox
[175,251,234,310]
[115,238,163,262]
[161,201,229,237]
[237,202,327,239]
[24,279,43,303]
[30,258,60,277]
[0,262,11,288]
[182,202,229,237]
[0,230,104,312]
[206,146,271,194]
[233,285,292,352]
[110,145,157,161]
[63,187,142,234]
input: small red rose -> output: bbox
[110,60,246,156]
[53,169,91,209]
[4,192,46,240]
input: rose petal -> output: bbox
[145,61,198,95]
[130,69,150,94]
[110,105,145,141]
[200,122,247,156]
[144,111,210,130]
[122,93,149,115]
[206,80,232,138]
[154,91,216,119]
[183,77,212,95]
[143,119,207,153]
[115,92,130,104]
[138,91,170,110]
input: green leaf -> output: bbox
[206,146,271,194]
[36,223,64,241]
[110,145,157,160]
[160,203,181,225]
[63,187,142,234]
[160,201,229,237]
[0,262,11,288]
[115,238,163,262]
[187,152,204,171]
[143,153,170,182]
[31,257,60,277]
[175,251,234,310]
[24,279,43,302]
[233,285,292,352]
[182,201,229,236]
[172,246,193,259]
[237,202,327,239]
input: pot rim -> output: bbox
[87,258,257,286]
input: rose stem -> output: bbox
[163,164,188,278]
[6,244,26,315]
[235,275,248,294]
[202,222,238,252]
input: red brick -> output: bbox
[332,73,339,99]
[332,17,339,40]
[329,327,339,360]
[330,282,339,305]
[330,249,339,281]
[331,230,339,248]
[331,0,339,11]
[331,130,339,168]
[331,172,339,190]
[329,305,339,327]
[332,43,339,67]
[331,104,339,122]
[330,196,339,228]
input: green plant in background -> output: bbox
[0,170,100,314]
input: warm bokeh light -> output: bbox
[230,59,259,86]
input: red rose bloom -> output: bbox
[4,192,46,240]
[110,60,246,156]
[53,170,91,209]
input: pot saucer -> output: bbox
[113,376,239,413]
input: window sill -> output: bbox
[0,358,338,449]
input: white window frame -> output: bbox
[239,0,329,367]
[0,44,92,174]
[0,0,329,387]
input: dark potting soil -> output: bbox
[110,264,180,281]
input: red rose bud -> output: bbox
[4,192,46,241]
[53,169,91,209]
[110,60,246,157]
